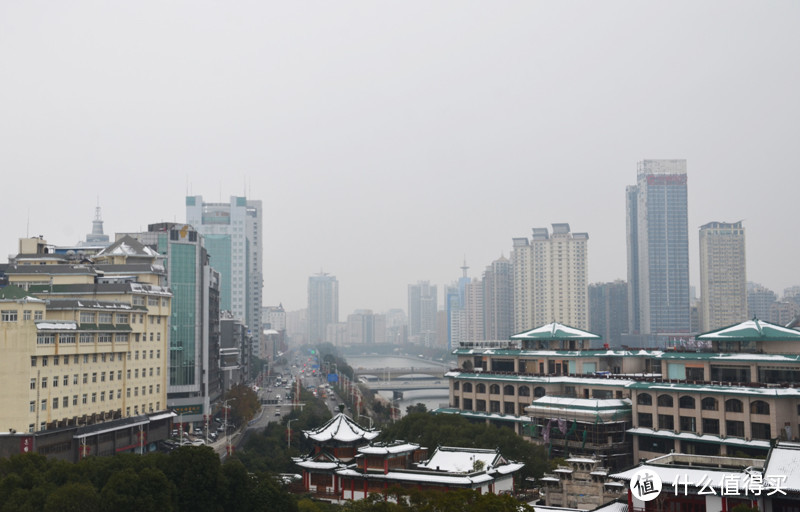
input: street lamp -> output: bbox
[223,397,237,456]
[358,414,373,430]
[287,418,298,450]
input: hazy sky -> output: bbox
[2,1,798,316]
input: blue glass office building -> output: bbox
[626,160,690,335]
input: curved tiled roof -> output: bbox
[304,413,379,443]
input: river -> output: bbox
[342,355,452,417]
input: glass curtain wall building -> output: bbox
[626,160,690,335]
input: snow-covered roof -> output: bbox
[591,502,628,512]
[359,443,419,455]
[763,442,800,492]
[629,381,800,397]
[335,467,501,486]
[97,236,160,258]
[566,457,599,464]
[36,321,77,330]
[512,322,602,340]
[304,413,379,443]
[698,318,800,342]
[611,464,754,491]
[294,460,341,470]
[531,396,632,410]
[417,446,501,473]
[626,427,771,449]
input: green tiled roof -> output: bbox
[511,322,601,340]
[697,318,800,342]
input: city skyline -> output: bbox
[2,2,799,316]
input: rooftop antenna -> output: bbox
[461,257,469,278]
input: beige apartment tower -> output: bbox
[699,221,747,331]
[511,224,589,332]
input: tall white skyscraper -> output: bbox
[511,223,589,332]
[186,195,263,338]
[308,272,339,344]
[626,160,690,335]
[699,221,747,331]
[408,281,437,346]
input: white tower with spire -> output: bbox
[80,201,111,247]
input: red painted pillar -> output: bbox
[384,458,388,474]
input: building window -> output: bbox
[34,311,43,321]
[679,396,695,409]
[462,383,473,393]
[638,413,653,428]
[117,314,129,324]
[80,312,95,323]
[751,401,770,415]
[31,357,36,367]
[29,401,35,412]
[1,310,18,322]
[489,384,500,394]
[463,398,472,410]
[490,401,501,413]
[23,310,31,321]
[534,386,546,397]
[726,420,745,437]
[476,383,486,393]
[41,377,47,388]
[101,372,106,382]
[638,393,652,406]
[100,391,105,402]
[725,399,743,413]
[52,376,58,387]
[73,396,78,406]
[92,373,97,383]
[657,395,674,407]
[752,423,771,440]
[91,393,96,403]
[679,416,696,432]
[519,386,530,397]
[52,398,58,409]
[504,402,515,414]
[98,312,112,324]
[82,374,88,384]
[658,414,674,430]
[63,375,68,386]
[504,385,515,395]
[82,394,87,404]
[30,378,36,390]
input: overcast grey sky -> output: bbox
[1,1,798,316]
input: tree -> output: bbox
[43,483,101,512]
[405,403,427,415]
[226,384,261,425]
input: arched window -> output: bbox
[490,384,500,394]
[701,397,718,411]
[453,381,460,391]
[679,396,695,409]
[504,385,515,395]
[518,386,530,397]
[725,399,743,413]
[657,394,674,407]
[750,400,770,415]
[462,383,473,393]
[534,386,546,397]
[476,383,486,393]
[638,393,652,406]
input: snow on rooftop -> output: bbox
[36,322,77,330]
[304,413,379,443]
[359,443,419,455]
[611,464,752,491]
[626,427,771,448]
[764,442,800,491]
[532,396,631,409]
[512,322,601,340]
[417,446,499,473]
[565,457,599,464]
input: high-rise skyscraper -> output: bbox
[511,223,589,332]
[626,160,690,335]
[699,221,747,331]
[747,282,777,320]
[186,195,263,344]
[308,272,339,344]
[589,281,628,347]
[483,256,514,340]
[122,223,223,425]
[408,281,437,346]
